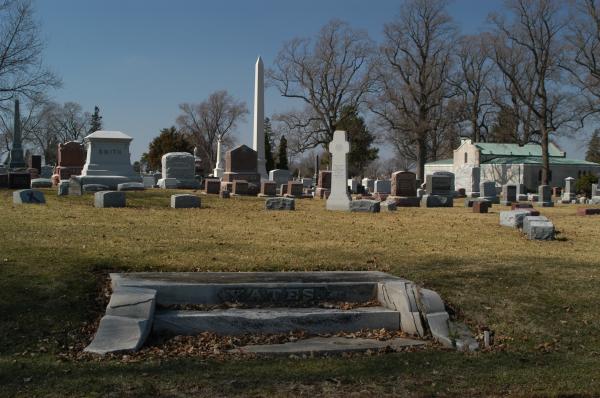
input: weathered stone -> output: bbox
[479,181,498,203]
[84,315,151,355]
[260,181,277,196]
[13,189,45,204]
[501,184,517,205]
[157,152,199,189]
[153,307,400,336]
[265,197,295,210]
[142,175,155,188]
[117,182,145,191]
[57,180,70,196]
[361,177,374,193]
[30,178,52,188]
[170,194,200,209]
[522,216,549,234]
[94,191,126,208]
[223,145,260,184]
[527,221,555,240]
[269,169,291,187]
[499,210,532,228]
[577,208,600,216]
[204,178,220,194]
[421,194,453,207]
[287,181,303,197]
[380,201,397,211]
[473,201,489,213]
[326,131,351,211]
[105,287,156,319]
[231,180,249,195]
[537,185,553,207]
[511,203,533,210]
[219,190,230,199]
[426,174,453,196]
[349,199,380,213]
[373,179,391,194]
[387,196,420,207]
[377,281,425,337]
[83,183,109,193]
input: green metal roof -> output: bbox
[483,157,600,166]
[425,158,453,165]
[474,143,564,157]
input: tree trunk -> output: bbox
[540,124,549,186]
[416,136,427,181]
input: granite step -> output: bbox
[153,306,400,335]
[111,271,402,306]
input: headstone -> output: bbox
[527,221,555,240]
[287,181,303,197]
[13,189,45,204]
[301,178,312,188]
[511,203,533,210]
[157,152,200,189]
[159,178,178,189]
[517,184,527,197]
[537,185,554,207]
[231,180,249,195]
[223,145,260,184]
[57,180,70,196]
[472,201,489,213]
[117,182,145,191]
[213,136,224,178]
[30,178,52,188]
[577,208,600,216]
[269,169,291,187]
[374,179,391,194]
[8,172,30,189]
[479,181,498,203]
[94,191,126,208]
[349,200,380,213]
[326,131,351,211]
[523,215,549,235]
[170,194,200,209]
[72,131,141,189]
[426,174,453,196]
[252,57,268,179]
[53,141,86,182]
[380,201,397,211]
[315,170,332,199]
[260,181,276,196]
[7,99,26,169]
[561,177,577,203]
[280,183,288,196]
[361,178,375,193]
[421,194,453,207]
[42,165,58,180]
[347,179,358,194]
[265,197,295,210]
[499,210,532,228]
[29,155,42,175]
[391,171,416,197]
[220,190,230,199]
[592,183,598,198]
[204,178,221,194]
[500,184,517,206]
[142,175,155,188]
[433,171,455,192]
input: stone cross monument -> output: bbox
[326,130,351,211]
[252,56,268,180]
[213,135,224,178]
[8,99,26,169]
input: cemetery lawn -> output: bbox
[1,189,600,397]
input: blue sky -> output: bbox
[34,0,587,161]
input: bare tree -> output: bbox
[450,34,494,142]
[370,0,456,180]
[268,19,375,154]
[488,0,578,185]
[176,90,247,169]
[566,0,600,120]
[0,0,61,111]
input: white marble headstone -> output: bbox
[326,131,351,211]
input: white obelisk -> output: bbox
[253,56,268,180]
[213,135,224,178]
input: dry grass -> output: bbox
[1,188,600,397]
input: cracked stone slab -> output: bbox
[231,336,426,355]
[84,315,152,355]
[499,210,532,228]
[522,216,549,235]
[527,221,555,240]
[105,287,156,319]
[377,281,425,337]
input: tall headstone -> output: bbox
[53,141,86,183]
[315,170,332,199]
[8,99,26,169]
[426,174,453,196]
[326,130,351,211]
[213,136,224,178]
[391,171,416,197]
[252,56,268,180]
[157,152,200,189]
[592,183,599,198]
[223,144,260,185]
[479,181,498,203]
[562,177,577,202]
[70,131,141,191]
[269,169,291,187]
[537,185,554,207]
[500,184,517,205]
[313,155,319,184]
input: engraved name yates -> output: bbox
[217,287,345,303]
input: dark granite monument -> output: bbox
[222,145,261,185]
